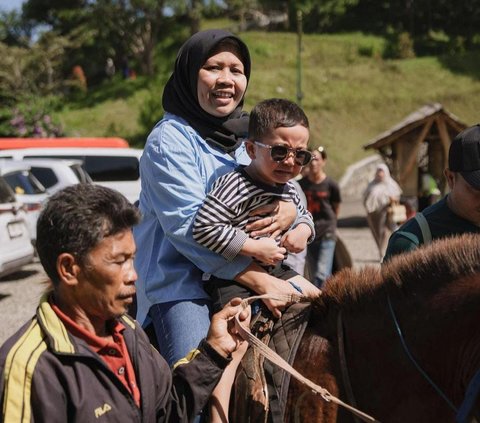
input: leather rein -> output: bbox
[234,293,380,423]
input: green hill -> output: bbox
[58,30,480,180]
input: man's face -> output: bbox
[446,169,480,225]
[74,229,137,321]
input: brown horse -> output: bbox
[233,234,480,423]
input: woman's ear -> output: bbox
[56,253,80,286]
[245,140,256,160]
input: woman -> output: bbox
[133,29,299,370]
[363,163,402,259]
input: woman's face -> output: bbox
[197,44,247,118]
[375,168,386,182]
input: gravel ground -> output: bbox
[0,198,379,346]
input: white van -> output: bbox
[0,148,143,203]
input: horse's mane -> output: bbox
[312,233,480,316]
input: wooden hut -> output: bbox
[363,103,467,198]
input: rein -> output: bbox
[234,293,381,423]
[386,291,458,413]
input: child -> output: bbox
[193,98,321,422]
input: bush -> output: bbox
[383,30,415,59]
[0,95,64,137]
[137,73,169,136]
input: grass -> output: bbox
[57,30,480,180]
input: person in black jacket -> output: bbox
[0,184,247,423]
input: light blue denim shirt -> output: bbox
[134,113,251,324]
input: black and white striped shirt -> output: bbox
[193,166,314,261]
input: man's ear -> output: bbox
[444,168,455,190]
[245,140,256,160]
[56,253,80,286]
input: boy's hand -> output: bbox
[281,224,311,253]
[242,237,286,265]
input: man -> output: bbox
[384,124,480,260]
[0,184,247,422]
[299,146,341,287]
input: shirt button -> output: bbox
[118,367,125,375]
[108,349,117,356]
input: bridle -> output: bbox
[234,293,380,423]
[235,292,480,422]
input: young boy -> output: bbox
[193,98,320,312]
[193,98,320,423]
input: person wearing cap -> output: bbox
[299,146,342,287]
[384,124,480,260]
[0,184,248,423]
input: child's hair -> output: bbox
[248,98,309,140]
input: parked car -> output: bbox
[0,176,34,277]
[0,148,142,203]
[20,158,92,194]
[0,161,48,243]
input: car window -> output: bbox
[29,167,58,189]
[70,164,92,184]
[3,171,46,195]
[23,154,139,182]
[0,177,15,203]
[83,156,139,182]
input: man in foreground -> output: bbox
[384,124,480,260]
[0,184,247,422]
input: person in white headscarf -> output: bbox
[363,163,402,259]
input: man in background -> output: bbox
[385,124,480,260]
[299,146,341,287]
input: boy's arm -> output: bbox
[287,183,315,242]
[193,192,249,262]
[281,223,312,253]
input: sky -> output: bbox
[0,0,25,13]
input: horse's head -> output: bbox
[311,233,480,412]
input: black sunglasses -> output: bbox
[254,141,313,166]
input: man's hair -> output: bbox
[248,98,309,141]
[36,184,140,286]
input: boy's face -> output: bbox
[247,124,309,185]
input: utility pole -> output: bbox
[296,9,303,107]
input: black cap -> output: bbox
[448,124,480,189]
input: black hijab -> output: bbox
[162,29,251,153]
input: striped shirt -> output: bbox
[193,166,314,261]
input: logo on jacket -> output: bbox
[94,403,112,418]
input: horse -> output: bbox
[232,234,480,423]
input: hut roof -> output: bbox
[363,103,467,150]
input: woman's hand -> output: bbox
[246,200,297,238]
[234,263,300,318]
